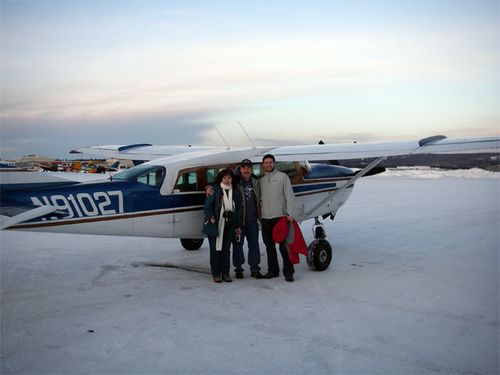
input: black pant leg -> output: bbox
[221,225,233,276]
[261,218,280,275]
[208,236,221,277]
[279,242,295,276]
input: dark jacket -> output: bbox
[202,184,242,237]
[235,174,261,226]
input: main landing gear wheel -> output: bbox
[307,239,333,271]
[180,238,204,251]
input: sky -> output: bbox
[1,0,499,159]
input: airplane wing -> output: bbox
[72,136,499,163]
[267,136,500,162]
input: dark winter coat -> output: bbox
[202,184,242,238]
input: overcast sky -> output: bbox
[1,0,498,159]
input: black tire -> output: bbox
[307,239,332,271]
[180,238,204,251]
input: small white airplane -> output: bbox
[1,135,498,271]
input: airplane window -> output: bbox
[252,164,262,177]
[113,165,165,188]
[206,168,224,184]
[136,167,165,187]
[275,162,297,179]
[175,172,198,191]
[207,169,216,184]
[303,164,353,179]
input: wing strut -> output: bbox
[296,135,454,222]
[296,157,387,222]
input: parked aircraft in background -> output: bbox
[1,135,498,271]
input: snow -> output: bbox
[1,174,499,374]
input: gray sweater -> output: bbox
[258,169,295,219]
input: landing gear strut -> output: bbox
[306,217,333,271]
[180,238,204,251]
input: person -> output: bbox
[232,159,264,279]
[202,169,242,283]
[258,154,296,282]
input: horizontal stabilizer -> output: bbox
[1,205,57,229]
[71,144,222,161]
[0,171,110,192]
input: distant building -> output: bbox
[16,155,51,170]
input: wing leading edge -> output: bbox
[268,136,500,162]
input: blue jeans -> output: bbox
[232,221,261,273]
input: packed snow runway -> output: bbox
[1,173,498,374]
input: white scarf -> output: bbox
[216,183,234,251]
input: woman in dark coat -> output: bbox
[202,169,242,283]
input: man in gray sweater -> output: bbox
[259,154,296,282]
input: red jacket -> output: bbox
[272,217,308,264]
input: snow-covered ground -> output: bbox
[1,174,498,374]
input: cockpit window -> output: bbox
[304,164,353,179]
[175,171,198,191]
[113,165,165,188]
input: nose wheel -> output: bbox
[307,217,333,271]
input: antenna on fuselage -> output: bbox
[238,121,256,149]
[212,124,231,150]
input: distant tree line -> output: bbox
[338,153,499,171]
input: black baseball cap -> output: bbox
[240,159,253,167]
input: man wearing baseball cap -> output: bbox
[232,158,264,279]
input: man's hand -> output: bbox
[286,215,293,222]
[210,216,216,224]
[205,185,214,197]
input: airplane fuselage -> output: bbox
[1,162,356,238]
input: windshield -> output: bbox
[113,165,166,188]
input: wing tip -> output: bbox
[418,135,447,147]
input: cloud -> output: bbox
[0,114,213,159]
[1,4,497,159]
[2,23,497,122]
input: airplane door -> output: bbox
[170,170,205,238]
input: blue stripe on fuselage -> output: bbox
[2,179,342,224]
[292,182,337,193]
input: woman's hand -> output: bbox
[235,227,242,235]
[210,216,216,224]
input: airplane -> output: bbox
[1,135,498,272]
